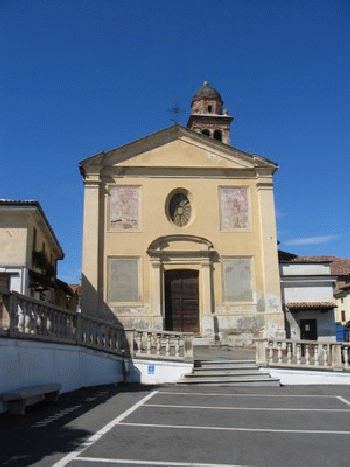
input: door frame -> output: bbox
[147,234,216,334]
[164,269,200,332]
[299,318,318,340]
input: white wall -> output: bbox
[0,338,194,393]
[0,338,124,393]
[126,358,193,385]
[283,283,334,303]
[280,263,330,276]
[261,368,350,385]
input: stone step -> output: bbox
[194,363,257,371]
[184,371,273,380]
[179,376,281,386]
[191,369,267,377]
[195,359,256,366]
[180,357,281,387]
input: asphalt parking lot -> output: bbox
[1,384,350,467]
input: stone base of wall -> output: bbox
[114,315,164,331]
[112,310,286,347]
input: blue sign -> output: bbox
[147,364,155,374]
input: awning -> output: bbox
[285,302,335,310]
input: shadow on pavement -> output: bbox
[0,383,158,466]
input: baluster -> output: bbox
[110,329,115,351]
[102,326,106,348]
[156,334,161,357]
[95,324,100,346]
[321,345,326,366]
[54,311,58,337]
[296,343,301,365]
[305,345,310,366]
[47,309,52,335]
[179,336,184,358]
[287,343,292,365]
[137,331,142,353]
[146,332,152,354]
[175,336,180,358]
[277,342,283,364]
[41,306,46,335]
[165,334,170,357]
[17,298,25,332]
[268,342,273,364]
[69,315,74,339]
[24,301,31,333]
[34,304,40,335]
[344,347,350,370]
[25,301,32,333]
[60,312,65,338]
[314,345,319,366]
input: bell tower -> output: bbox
[187,81,234,145]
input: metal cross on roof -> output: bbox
[167,102,186,124]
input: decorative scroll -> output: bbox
[220,187,249,229]
[110,186,139,231]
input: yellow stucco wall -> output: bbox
[0,215,28,265]
[81,128,285,344]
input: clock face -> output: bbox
[169,192,191,227]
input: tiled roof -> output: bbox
[285,302,335,309]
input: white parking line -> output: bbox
[144,403,350,413]
[159,391,339,398]
[75,457,255,466]
[336,395,350,407]
[118,421,350,435]
[52,390,159,467]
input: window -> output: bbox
[32,228,37,252]
[201,129,210,137]
[214,129,222,141]
[223,258,253,302]
[0,273,10,289]
[168,191,191,227]
[108,258,140,303]
[208,105,213,113]
[341,310,346,322]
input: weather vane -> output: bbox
[167,102,186,124]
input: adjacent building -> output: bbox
[0,200,73,307]
[80,82,285,345]
[280,258,337,342]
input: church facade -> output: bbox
[80,82,285,345]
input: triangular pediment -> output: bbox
[80,125,277,174]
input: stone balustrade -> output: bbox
[125,329,193,360]
[256,338,350,372]
[0,287,192,361]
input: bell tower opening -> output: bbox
[187,81,234,145]
[214,129,222,141]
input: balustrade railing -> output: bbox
[125,329,193,360]
[256,338,350,372]
[0,287,193,361]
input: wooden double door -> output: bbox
[164,269,199,332]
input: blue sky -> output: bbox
[1,0,349,283]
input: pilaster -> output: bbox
[81,170,103,316]
[256,171,282,317]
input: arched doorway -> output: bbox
[165,269,199,332]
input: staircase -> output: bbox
[179,359,281,386]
